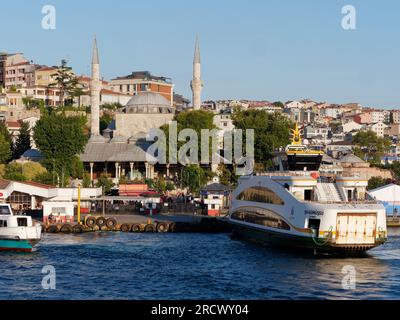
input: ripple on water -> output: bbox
[0,232,399,299]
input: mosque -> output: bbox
[80,37,203,184]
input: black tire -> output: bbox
[131,224,141,233]
[121,224,131,232]
[72,224,84,234]
[96,217,107,228]
[86,216,96,228]
[168,222,176,233]
[47,225,59,233]
[60,224,73,233]
[106,218,117,229]
[156,222,168,233]
[144,224,156,233]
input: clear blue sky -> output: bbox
[1,0,400,108]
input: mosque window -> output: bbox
[231,207,290,230]
[237,186,284,205]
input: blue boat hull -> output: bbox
[0,239,39,252]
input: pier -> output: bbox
[42,213,231,234]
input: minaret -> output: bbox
[90,36,100,137]
[191,35,203,110]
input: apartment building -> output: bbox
[110,71,174,106]
[392,111,400,124]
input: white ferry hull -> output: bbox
[229,175,388,255]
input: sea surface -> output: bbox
[1,228,400,300]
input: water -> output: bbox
[1,229,400,300]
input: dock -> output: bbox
[42,213,231,234]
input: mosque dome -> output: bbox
[123,91,174,114]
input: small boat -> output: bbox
[0,204,42,252]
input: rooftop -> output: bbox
[112,71,172,84]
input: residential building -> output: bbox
[370,110,390,124]
[366,121,387,137]
[110,71,174,106]
[392,110,400,124]
[385,124,400,137]
[285,100,305,109]
[354,112,372,124]
[342,121,363,133]
[321,106,343,119]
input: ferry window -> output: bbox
[232,208,290,230]
[304,190,312,201]
[17,218,28,227]
[237,187,284,205]
[0,220,7,227]
[0,206,11,215]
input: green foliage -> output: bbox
[231,108,292,166]
[0,121,13,147]
[100,113,113,133]
[22,97,45,110]
[96,174,114,195]
[367,176,393,190]
[33,112,88,185]
[33,171,54,185]
[102,103,123,111]
[13,121,31,160]
[272,101,284,108]
[82,173,92,188]
[4,163,26,181]
[160,110,217,162]
[8,85,17,93]
[70,156,84,179]
[21,162,47,181]
[181,165,212,193]
[0,133,11,164]
[353,130,391,164]
[49,59,80,107]
[218,164,237,186]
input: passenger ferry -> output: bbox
[0,204,42,252]
[229,124,387,254]
[229,173,387,254]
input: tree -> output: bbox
[96,174,114,195]
[272,101,284,108]
[100,113,113,133]
[22,97,45,110]
[13,121,31,160]
[4,163,26,181]
[231,108,292,168]
[368,176,390,190]
[161,110,217,158]
[33,112,88,186]
[0,121,13,147]
[353,130,391,164]
[82,173,92,188]
[49,59,80,107]
[0,134,11,164]
[181,165,212,193]
[33,171,55,185]
[21,162,47,181]
[218,164,237,186]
